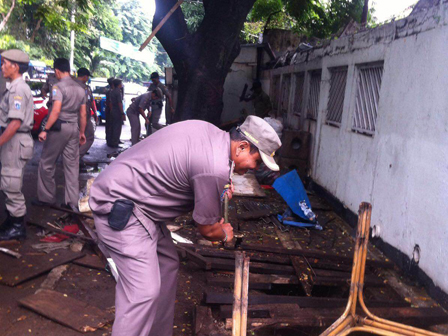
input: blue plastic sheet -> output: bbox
[273,170,313,222]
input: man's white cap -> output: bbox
[238,116,282,171]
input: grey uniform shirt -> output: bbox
[89,120,232,225]
[127,92,151,115]
[74,78,94,113]
[0,77,34,132]
[148,82,168,102]
[110,88,123,116]
[52,76,86,123]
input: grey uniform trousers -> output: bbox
[0,132,34,217]
[94,210,179,336]
[37,123,80,206]
[147,106,164,136]
[79,115,95,158]
[127,111,141,146]
[109,112,123,147]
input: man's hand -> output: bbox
[145,117,150,125]
[225,182,235,201]
[38,131,47,142]
[221,220,234,242]
[79,133,86,145]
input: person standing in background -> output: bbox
[105,77,114,146]
[0,49,34,240]
[34,58,87,209]
[108,78,124,148]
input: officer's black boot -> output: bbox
[0,215,26,241]
[0,212,11,230]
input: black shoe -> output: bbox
[0,212,11,229]
[0,216,26,241]
[31,199,53,207]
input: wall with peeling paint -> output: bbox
[268,3,448,293]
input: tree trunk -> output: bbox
[30,18,43,43]
[153,0,256,125]
[361,0,369,26]
[0,0,16,32]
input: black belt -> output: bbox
[0,127,30,133]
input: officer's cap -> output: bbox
[150,72,159,79]
[1,49,30,64]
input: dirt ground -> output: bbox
[0,123,447,336]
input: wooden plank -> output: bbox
[194,306,215,336]
[187,244,354,272]
[36,265,69,294]
[240,243,394,269]
[206,273,272,290]
[19,289,114,333]
[176,245,211,270]
[204,290,409,308]
[222,307,448,329]
[73,254,106,270]
[207,257,295,275]
[0,250,84,286]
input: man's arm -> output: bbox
[0,119,21,146]
[79,104,87,145]
[198,218,234,242]
[38,101,62,142]
[160,84,175,113]
[138,107,150,124]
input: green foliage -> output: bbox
[245,0,375,41]
[181,1,205,33]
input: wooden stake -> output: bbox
[139,0,184,51]
[232,252,244,336]
[240,256,250,336]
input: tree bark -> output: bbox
[361,0,369,26]
[154,0,256,125]
[30,18,43,43]
[0,0,16,32]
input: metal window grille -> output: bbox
[307,72,321,120]
[293,73,305,117]
[280,74,291,114]
[272,75,281,111]
[352,64,384,135]
[327,68,348,126]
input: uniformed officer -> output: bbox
[108,78,125,148]
[147,72,174,126]
[0,49,34,240]
[75,68,96,160]
[145,90,160,136]
[34,58,87,208]
[241,80,272,118]
[41,72,58,112]
[89,116,281,336]
[105,77,114,146]
[127,92,150,145]
[0,51,7,101]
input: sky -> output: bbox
[137,0,418,24]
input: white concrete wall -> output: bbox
[221,46,257,123]
[268,4,448,293]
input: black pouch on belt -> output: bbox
[108,199,134,231]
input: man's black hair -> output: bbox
[77,67,90,77]
[107,77,115,87]
[17,62,29,75]
[229,127,258,154]
[53,58,70,73]
[112,78,122,87]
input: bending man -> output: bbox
[89,115,281,336]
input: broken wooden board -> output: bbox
[73,254,107,270]
[204,290,410,308]
[19,289,114,333]
[0,248,84,286]
[221,306,448,329]
[232,173,266,197]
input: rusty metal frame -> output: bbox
[320,202,445,336]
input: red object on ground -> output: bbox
[39,224,80,243]
[260,185,274,190]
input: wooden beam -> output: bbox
[239,243,394,269]
[204,290,409,308]
[176,245,211,270]
[139,0,184,51]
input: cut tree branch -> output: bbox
[0,0,16,32]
